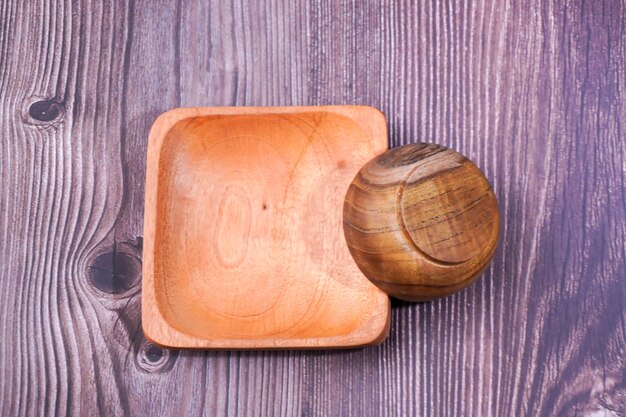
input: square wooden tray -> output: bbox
[142,106,390,348]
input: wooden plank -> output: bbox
[0,0,624,416]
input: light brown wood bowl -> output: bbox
[142,106,391,349]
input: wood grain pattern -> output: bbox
[142,106,390,348]
[343,143,500,301]
[0,0,624,416]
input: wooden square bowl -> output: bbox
[142,106,391,349]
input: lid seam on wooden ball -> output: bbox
[395,158,465,267]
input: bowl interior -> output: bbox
[148,110,389,346]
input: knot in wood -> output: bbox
[137,341,176,373]
[28,100,64,122]
[88,251,139,295]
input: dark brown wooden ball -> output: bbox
[343,143,500,302]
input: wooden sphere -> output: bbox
[343,143,500,302]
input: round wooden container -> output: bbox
[343,143,500,302]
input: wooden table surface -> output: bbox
[1,1,624,416]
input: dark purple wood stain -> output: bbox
[0,1,624,416]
